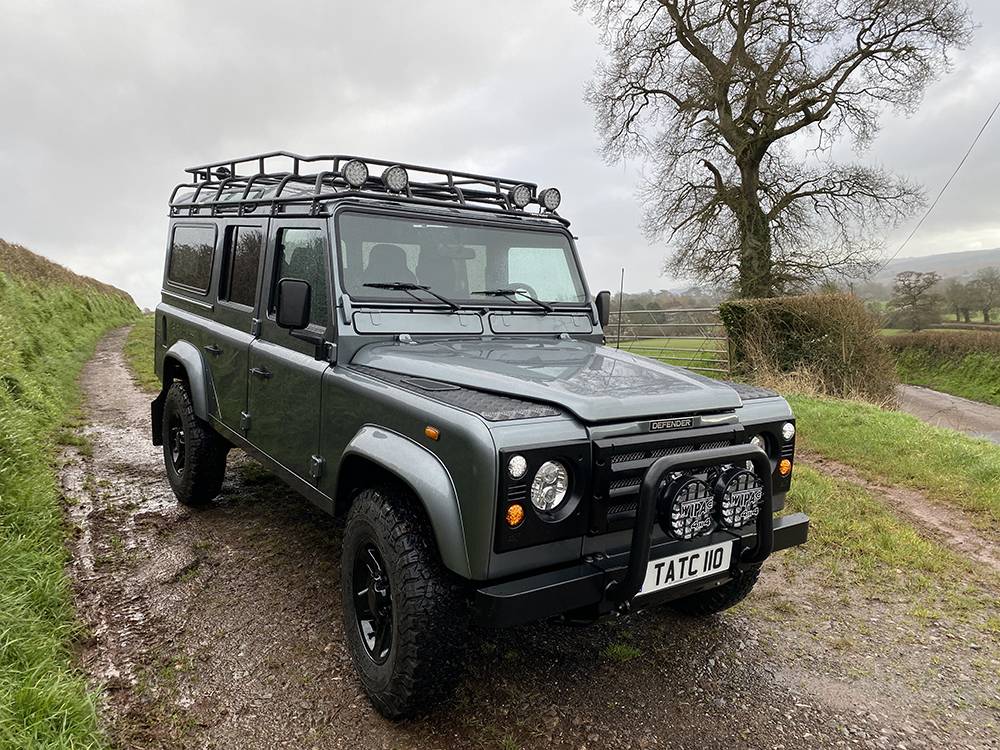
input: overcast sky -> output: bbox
[1,0,998,308]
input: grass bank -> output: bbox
[0,239,138,748]
[788,394,1000,533]
[887,331,1000,406]
[123,314,158,393]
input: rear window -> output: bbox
[167,225,216,292]
[220,226,262,307]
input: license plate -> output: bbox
[636,541,733,597]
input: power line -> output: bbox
[881,96,1000,268]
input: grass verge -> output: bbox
[895,348,1000,406]
[783,467,996,620]
[788,394,1000,533]
[123,314,158,394]
[0,240,137,749]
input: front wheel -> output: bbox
[341,487,467,719]
[670,565,761,616]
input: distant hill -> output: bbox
[871,247,1000,283]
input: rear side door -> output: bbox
[246,219,332,480]
[204,220,267,434]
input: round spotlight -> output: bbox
[659,476,715,540]
[381,165,408,193]
[713,466,764,529]
[508,454,528,480]
[749,434,767,453]
[781,421,796,441]
[342,159,369,188]
[530,460,569,512]
[509,184,532,209]
[538,187,561,211]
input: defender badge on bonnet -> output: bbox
[649,416,694,432]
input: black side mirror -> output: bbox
[276,278,311,330]
[595,290,611,328]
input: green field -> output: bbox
[0,240,138,749]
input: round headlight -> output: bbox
[508,454,528,480]
[781,422,795,441]
[749,434,766,452]
[538,187,561,211]
[509,184,532,209]
[381,165,408,193]
[530,461,569,511]
[714,466,764,529]
[342,159,369,188]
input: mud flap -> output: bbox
[151,390,166,446]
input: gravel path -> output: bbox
[896,385,1000,443]
[61,328,999,749]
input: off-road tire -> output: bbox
[670,565,761,617]
[161,381,227,506]
[341,487,467,719]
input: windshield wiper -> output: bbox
[363,281,461,312]
[473,288,554,313]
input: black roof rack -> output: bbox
[169,150,568,225]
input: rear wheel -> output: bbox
[670,565,761,616]
[161,381,227,506]
[341,487,467,719]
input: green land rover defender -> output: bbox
[151,151,808,718]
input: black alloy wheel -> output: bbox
[353,543,393,664]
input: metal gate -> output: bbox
[606,307,730,376]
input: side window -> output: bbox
[220,227,262,307]
[167,225,216,292]
[274,228,329,327]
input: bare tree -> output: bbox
[941,277,972,323]
[579,0,972,298]
[970,266,1000,323]
[891,270,941,331]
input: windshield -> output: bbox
[336,211,588,306]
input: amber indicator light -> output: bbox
[424,426,440,441]
[778,459,792,476]
[505,504,525,528]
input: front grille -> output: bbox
[590,425,742,534]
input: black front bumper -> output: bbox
[475,445,809,628]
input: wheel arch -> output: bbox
[336,426,471,579]
[151,340,210,445]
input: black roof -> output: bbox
[169,151,568,225]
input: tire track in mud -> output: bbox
[62,328,998,749]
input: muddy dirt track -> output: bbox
[61,329,999,749]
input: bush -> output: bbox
[720,294,896,402]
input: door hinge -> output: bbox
[251,318,261,337]
[240,411,251,432]
[309,455,325,481]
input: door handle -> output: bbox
[203,344,222,356]
[249,366,272,380]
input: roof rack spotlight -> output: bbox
[538,187,561,211]
[381,165,409,193]
[509,184,532,209]
[342,159,369,188]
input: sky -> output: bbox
[1,0,998,309]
